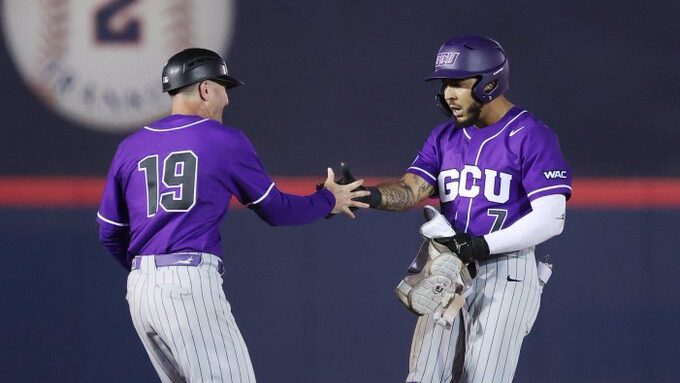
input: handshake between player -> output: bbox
[323,167,370,219]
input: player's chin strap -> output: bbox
[395,205,472,328]
[435,83,454,117]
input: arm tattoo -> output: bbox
[418,179,434,198]
[377,181,415,211]
[376,176,435,212]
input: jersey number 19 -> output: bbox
[137,151,198,217]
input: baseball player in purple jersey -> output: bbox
[96,48,369,383]
[353,35,571,382]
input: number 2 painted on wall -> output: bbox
[95,0,140,43]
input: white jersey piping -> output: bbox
[246,182,276,206]
[527,184,572,197]
[407,166,437,182]
[143,118,209,132]
[97,211,129,227]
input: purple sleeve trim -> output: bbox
[252,186,334,226]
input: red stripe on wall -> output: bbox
[0,177,104,208]
[568,178,680,208]
[0,176,679,209]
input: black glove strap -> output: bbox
[435,233,491,264]
[468,235,491,261]
[316,163,382,213]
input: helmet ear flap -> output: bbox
[482,80,497,94]
[470,59,509,103]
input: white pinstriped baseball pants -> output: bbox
[126,254,256,383]
[406,248,542,383]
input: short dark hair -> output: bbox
[168,82,200,97]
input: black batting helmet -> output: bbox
[162,48,244,93]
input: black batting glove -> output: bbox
[317,163,382,210]
[337,162,360,186]
[316,162,358,191]
[434,233,490,265]
[338,163,382,208]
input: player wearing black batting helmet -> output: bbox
[426,35,509,116]
[162,47,244,94]
[98,46,369,383]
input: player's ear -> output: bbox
[198,81,209,101]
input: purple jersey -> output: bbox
[97,114,333,264]
[407,106,571,236]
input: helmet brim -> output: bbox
[425,69,478,82]
[213,75,245,89]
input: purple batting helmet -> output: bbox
[426,35,509,113]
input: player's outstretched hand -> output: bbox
[324,167,370,218]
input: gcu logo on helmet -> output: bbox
[435,52,460,67]
[438,165,512,203]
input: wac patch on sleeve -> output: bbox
[543,170,568,179]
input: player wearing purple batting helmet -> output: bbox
[424,35,511,128]
[427,35,509,105]
[348,35,571,383]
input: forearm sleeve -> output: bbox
[252,186,335,226]
[484,194,566,254]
